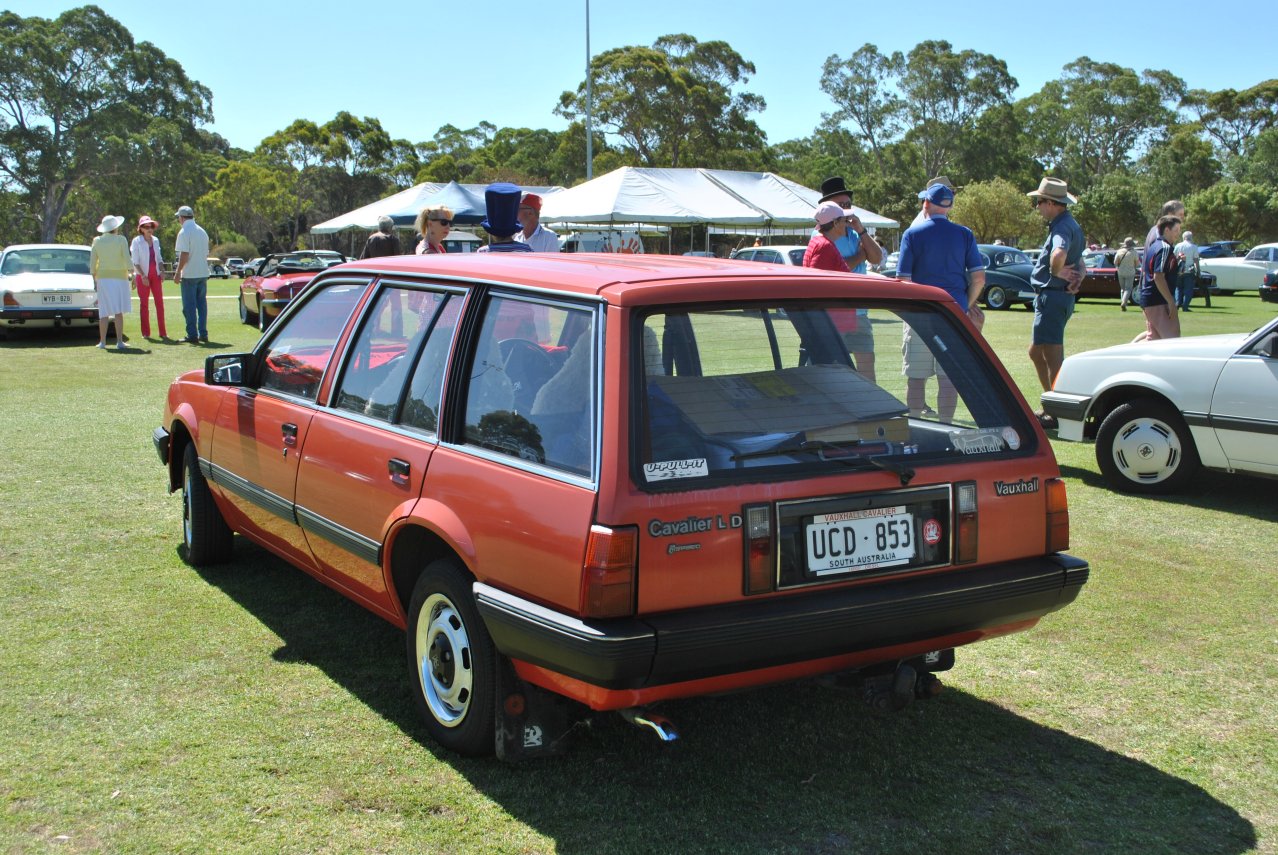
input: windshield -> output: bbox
[1,247,90,275]
[635,301,1034,487]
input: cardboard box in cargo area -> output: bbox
[651,364,909,441]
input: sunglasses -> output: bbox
[430,218,452,227]
[1034,198,1055,207]
[140,224,156,230]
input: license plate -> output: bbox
[41,295,72,305]
[806,506,915,574]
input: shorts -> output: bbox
[901,325,945,380]
[841,326,875,354]
[1032,289,1074,345]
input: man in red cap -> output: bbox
[515,193,560,252]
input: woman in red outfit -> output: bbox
[130,215,168,339]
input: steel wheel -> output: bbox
[1096,400,1200,494]
[406,559,496,756]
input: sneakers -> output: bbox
[95,341,106,349]
[116,341,127,351]
[182,336,200,344]
[199,334,209,342]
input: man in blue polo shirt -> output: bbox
[896,182,986,421]
[1025,177,1085,427]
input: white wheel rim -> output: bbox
[415,593,472,727]
[182,463,194,546]
[1110,416,1183,485]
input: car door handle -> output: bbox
[388,458,410,485]
[281,423,298,447]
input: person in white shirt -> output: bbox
[514,194,559,252]
[173,205,211,343]
[1174,229,1200,311]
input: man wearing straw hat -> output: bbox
[1025,177,1085,427]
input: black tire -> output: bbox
[181,443,233,564]
[238,294,258,327]
[259,307,270,333]
[1095,399,1200,494]
[983,284,1008,310]
[406,558,497,756]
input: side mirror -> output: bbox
[205,352,254,386]
[1256,333,1278,360]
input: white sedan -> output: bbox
[1199,242,1278,295]
[0,244,97,337]
[1041,316,1278,493]
[729,245,810,265]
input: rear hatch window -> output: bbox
[634,300,1035,489]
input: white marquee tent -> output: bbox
[538,167,897,230]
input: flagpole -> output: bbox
[585,0,593,180]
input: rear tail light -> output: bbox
[1045,478,1070,552]
[954,481,978,563]
[743,504,774,594]
[581,524,637,618]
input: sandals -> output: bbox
[1036,411,1058,430]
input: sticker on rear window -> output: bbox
[644,458,709,481]
[951,428,1009,455]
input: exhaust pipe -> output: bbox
[619,708,679,742]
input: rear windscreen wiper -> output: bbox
[730,437,862,462]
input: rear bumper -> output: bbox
[475,553,1089,691]
[2,306,97,323]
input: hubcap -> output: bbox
[415,593,472,727]
[1111,416,1182,484]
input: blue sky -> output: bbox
[9,0,1272,152]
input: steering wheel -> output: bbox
[498,338,558,412]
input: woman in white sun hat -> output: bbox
[89,214,133,350]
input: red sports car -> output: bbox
[238,251,347,330]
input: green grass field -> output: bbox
[2,282,1275,853]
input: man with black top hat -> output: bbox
[814,176,882,379]
[477,184,534,254]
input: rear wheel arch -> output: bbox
[388,523,468,625]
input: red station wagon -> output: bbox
[154,253,1088,758]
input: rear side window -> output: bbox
[462,294,597,477]
[332,286,458,429]
[636,301,1033,487]
[258,282,365,400]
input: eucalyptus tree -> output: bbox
[556,34,766,169]
[0,6,212,241]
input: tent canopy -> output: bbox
[537,167,898,230]
[310,181,565,234]
[311,168,897,236]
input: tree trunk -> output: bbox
[40,180,74,243]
